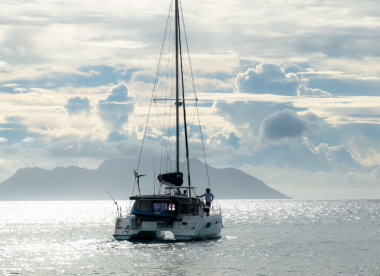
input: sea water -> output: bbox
[1,200,379,275]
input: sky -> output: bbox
[0,0,380,198]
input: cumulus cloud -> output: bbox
[64,97,91,116]
[98,82,135,131]
[215,101,302,130]
[208,132,240,149]
[284,63,302,74]
[303,137,362,170]
[362,148,380,166]
[0,137,8,143]
[236,62,301,96]
[235,61,332,98]
[258,109,325,141]
[22,137,35,145]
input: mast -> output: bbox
[175,0,180,173]
[178,6,191,195]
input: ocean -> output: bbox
[1,200,379,275]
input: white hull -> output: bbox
[113,214,222,241]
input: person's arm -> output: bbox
[196,195,203,198]
[211,195,214,202]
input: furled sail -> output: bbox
[157,172,183,187]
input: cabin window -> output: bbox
[168,204,176,211]
[138,200,153,211]
[153,203,166,212]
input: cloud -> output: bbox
[300,87,332,98]
[239,164,380,199]
[98,82,135,131]
[362,148,380,166]
[130,71,156,83]
[107,132,128,143]
[0,0,379,199]
[0,27,43,64]
[303,137,362,170]
[22,137,35,144]
[259,109,325,141]
[229,137,362,172]
[0,137,8,143]
[236,62,301,96]
[215,101,302,128]
[208,132,240,149]
[235,62,332,98]
[64,97,91,116]
[0,123,30,144]
[5,116,22,122]
[307,75,380,97]
[284,63,302,74]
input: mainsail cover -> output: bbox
[157,172,183,186]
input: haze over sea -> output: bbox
[1,199,379,275]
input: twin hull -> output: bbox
[113,214,222,241]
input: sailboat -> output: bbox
[112,0,223,241]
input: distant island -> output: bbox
[0,158,290,200]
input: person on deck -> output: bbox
[197,188,214,207]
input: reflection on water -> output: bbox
[1,200,380,275]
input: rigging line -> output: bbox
[136,0,173,179]
[154,102,164,135]
[154,100,174,169]
[160,78,168,173]
[180,0,210,188]
[183,105,198,149]
[161,62,175,172]
[180,0,198,99]
[196,101,211,188]
[155,0,174,93]
[161,23,175,174]
[155,101,172,169]
[160,38,172,172]
[166,28,176,173]
[164,35,175,173]
[166,39,176,173]
[161,37,175,171]
[181,101,197,138]
[154,19,172,100]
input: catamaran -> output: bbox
[112,0,223,241]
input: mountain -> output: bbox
[0,158,290,200]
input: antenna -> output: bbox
[133,169,146,195]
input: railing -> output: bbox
[210,202,222,216]
[126,200,135,215]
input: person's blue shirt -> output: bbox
[203,192,214,203]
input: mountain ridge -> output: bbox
[0,158,290,200]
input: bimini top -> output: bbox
[129,194,190,200]
[165,186,197,189]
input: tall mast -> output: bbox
[175,0,180,173]
[178,8,192,195]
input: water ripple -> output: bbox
[1,199,380,275]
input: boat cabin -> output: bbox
[129,187,200,221]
